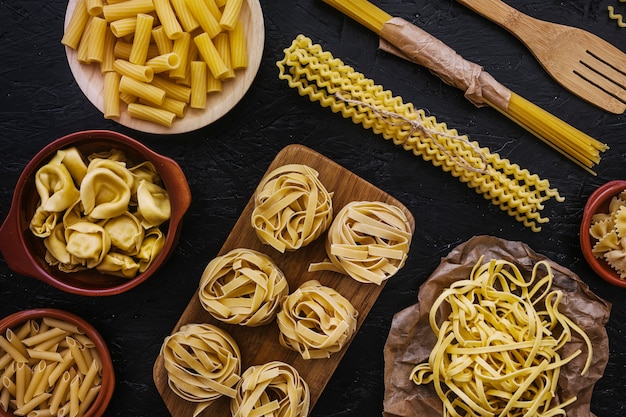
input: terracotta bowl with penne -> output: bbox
[0,308,115,417]
[0,130,192,296]
[580,179,626,288]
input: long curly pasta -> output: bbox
[230,361,310,417]
[410,257,593,417]
[276,280,358,359]
[608,4,626,27]
[252,164,334,252]
[276,35,564,232]
[309,200,412,284]
[199,248,290,326]
[160,323,241,417]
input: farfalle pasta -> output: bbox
[309,200,412,284]
[230,361,310,417]
[251,164,333,252]
[277,35,564,232]
[276,280,358,359]
[160,323,241,417]
[199,248,289,327]
[29,146,170,278]
[589,189,626,278]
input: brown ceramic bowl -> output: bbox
[0,308,115,417]
[0,130,191,296]
[580,180,626,289]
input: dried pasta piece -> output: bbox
[199,248,289,327]
[410,257,593,417]
[251,164,333,253]
[276,280,358,359]
[309,200,412,284]
[589,187,626,277]
[277,35,564,232]
[160,323,241,414]
[230,361,310,417]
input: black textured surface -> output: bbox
[1,1,626,416]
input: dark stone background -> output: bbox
[1,0,625,416]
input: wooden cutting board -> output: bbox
[152,144,415,416]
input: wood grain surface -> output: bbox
[63,0,265,134]
[152,144,415,417]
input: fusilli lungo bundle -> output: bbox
[276,35,564,232]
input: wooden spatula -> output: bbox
[456,0,626,114]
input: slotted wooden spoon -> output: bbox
[456,0,626,114]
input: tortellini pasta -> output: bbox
[589,189,626,278]
[29,146,170,278]
[276,280,358,359]
[251,164,333,253]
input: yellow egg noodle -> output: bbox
[409,257,593,417]
[589,189,626,278]
[0,318,102,416]
[62,0,248,127]
[29,147,170,278]
[608,2,626,27]
[309,200,412,285]
[230,361,310,417]
[160,323,241,417]
[198,248,290,326]
[276,280,358,360]
[277,35,564,232]
[251,164,334,253]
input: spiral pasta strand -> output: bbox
[276,35,564,232]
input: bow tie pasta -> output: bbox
[29,146,171,278]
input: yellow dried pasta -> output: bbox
[160,323,241,416]
[309,200,411,284]
[251,164,334,253]
[276,280,358,359]
[410,257,593,417]
[589,189,626,278]
[230,361,310,417]
[198,248,289,327]
[277,35,564,232]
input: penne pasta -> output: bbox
[129,13,153,65]
[193,32,228,79]
[153,0,184,40]
[190,61,207,109]
[62,0,90,49]
[127,102,177,127]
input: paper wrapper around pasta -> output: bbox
[382,235,611,417]
[379,17,511,110]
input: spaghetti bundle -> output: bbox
[277,35,563,232]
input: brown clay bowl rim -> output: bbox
[580,180,626,289]
[0,308,115,417]
[0,130,191,296]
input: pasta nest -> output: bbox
[276,280,358,359]
[589,189,626,278]
[198,248,290,327]
[251,164,333,253]
[310,201,412,284]
[160,323,241,411]
[230,361,310,417]
[410,257,593,417]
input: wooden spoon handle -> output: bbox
[455,0,542,40]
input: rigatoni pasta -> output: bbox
[62,0,252,127]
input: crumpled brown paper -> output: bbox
[383,235,611,417]
[378,17,511,110]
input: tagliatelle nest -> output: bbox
[198,248,289,326]
[309,200,412,284]
[160,323,241,417]
[251,164,333,253]
[230,361,310,417]
[276,280,358,360]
